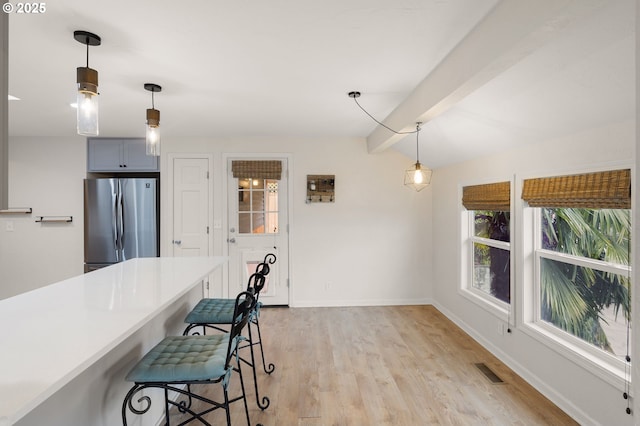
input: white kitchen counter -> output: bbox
[0,256,226,425]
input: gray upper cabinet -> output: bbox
[88,138,158,172]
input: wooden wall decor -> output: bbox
[306,175,335,203]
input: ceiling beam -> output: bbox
[366,0,606,154]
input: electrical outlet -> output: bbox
[5,221,14,232]
[497,323,505,336]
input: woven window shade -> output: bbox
[522,169,631,209]
[232,160,282,180]
[462,181,511,211]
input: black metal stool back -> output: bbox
[122,290,259,426]
[246,254,276,378]
[246,271,266,309]
[247,271,266,295]
[256,253,276,276]
[227,290,257,362]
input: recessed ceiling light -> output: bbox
[8,95,20,101]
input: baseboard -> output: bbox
[291,297,433,308]
[431,301,596,426]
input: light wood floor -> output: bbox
[167,305,578,425]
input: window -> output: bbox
[536,208,630,356]
[232,160,282,235]
[238,178,279,234]
[462,181,511,307]
[523,169,631,365]
[471,211,511,303]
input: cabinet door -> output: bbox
[87,139,124,171]
[122,139,159,171]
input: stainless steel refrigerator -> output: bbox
[84,178,159,272]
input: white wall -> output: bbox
[431,119,635,426]
[1,136,85,299]
[0,135,432,307]
[161,135,433,307]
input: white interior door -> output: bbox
[172,158,210,257]
[227,158,289,306]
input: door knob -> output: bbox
[172,240,182,245]
[227,238,236,243]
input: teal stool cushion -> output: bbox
[185,298,236,324]
[126,334,234,383]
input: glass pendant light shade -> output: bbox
[146,108,160,156]
[404,123,432,192]
[144,83,162,157]
[76,69,99,136]
[404,161,432,192]
[74,31,101,136]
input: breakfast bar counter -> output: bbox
[0,256,226,426]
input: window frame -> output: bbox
[468,220,512,305]
[459,181,514,320]
[529,208,631,372]
[517,165,634,387]
[237,178,280,235]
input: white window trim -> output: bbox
[471,236,510,251]
[520,322,628,388]
[467,235,511,310]
[537,248,630,277]
[459,180,514,322]
[519,189,632,388]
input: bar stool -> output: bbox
[185,253,277,376]
[183,254,276,410]
[122,291,260,426]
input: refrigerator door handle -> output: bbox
[113,187,120,262]
[116,181,124,260]
[119,186,125,255]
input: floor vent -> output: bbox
[475,363,504,383]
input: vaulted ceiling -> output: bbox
[7,0,634,168]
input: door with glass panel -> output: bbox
[227,158,289,306]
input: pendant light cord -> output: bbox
[349,92,429,178]
[351,95,418,136]
[415,123,421,163]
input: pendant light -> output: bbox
[73,30,101,136]
[404,123,432,192]
[144,83,161,156]
[348,91,433,192]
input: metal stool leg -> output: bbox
[244,324,270,410]
[236,357,253,425]
[253,316,275,374]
